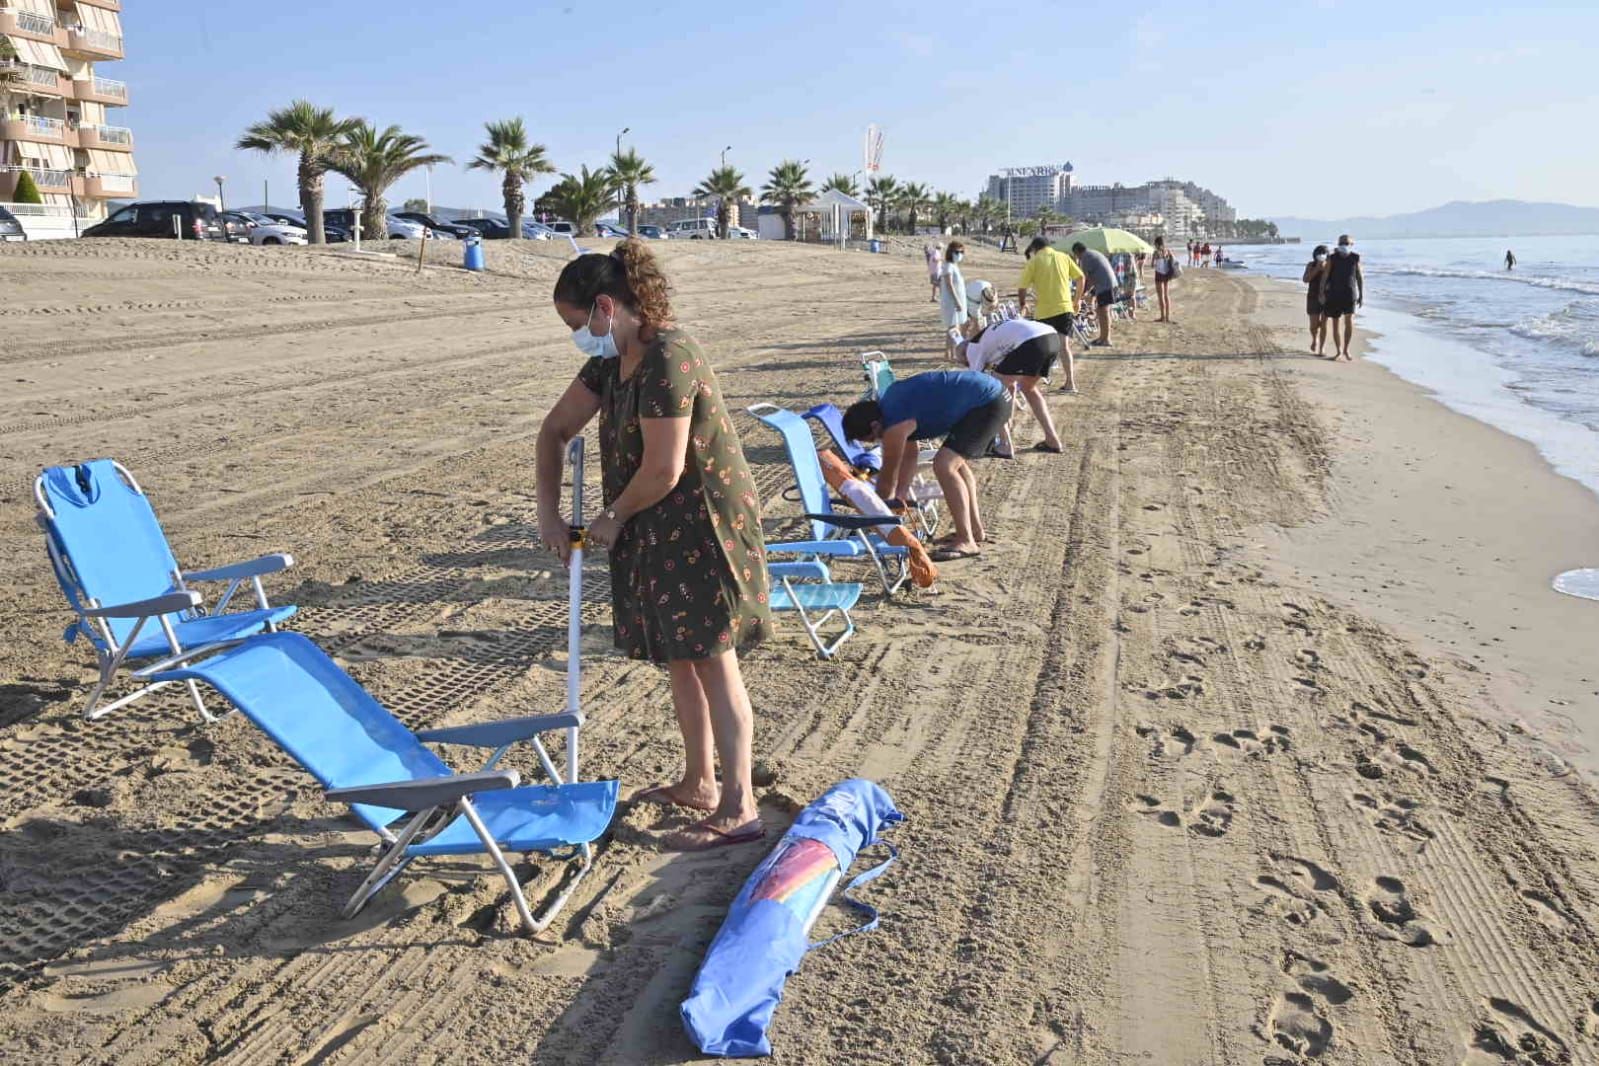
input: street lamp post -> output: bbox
[721,145,731,169]
[616,126,629,159]
[213,175,226,215]
[615,127,630,232]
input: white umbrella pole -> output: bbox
[565,436,585,783]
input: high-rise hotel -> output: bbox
[1,0,133,225]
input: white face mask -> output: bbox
[1335,244,1351,256]
[951,252,964,262]
[1314,253,1326,262]
[571,300,619,359]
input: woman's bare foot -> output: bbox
[630,780,720,811]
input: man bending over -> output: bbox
[843,370,1010,561]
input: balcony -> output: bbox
[0,165,83,199]
[0,61,68,97]
[0,8,63,44]
[77,122,132,151]
[76,0,120,9]
[65,25,122,59]
[1,112,73,146]
[70,75,128,106]
[82,172,135,199]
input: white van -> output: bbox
[666,217,718,240]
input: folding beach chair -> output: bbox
[767,560,862,659]
[144,632,618,936]
[141,438,618,936]
[859,351,897,403]
[34,459,296,721]
[747,403,909,595]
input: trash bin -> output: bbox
[868,239,882,254]
[463,235,485,272]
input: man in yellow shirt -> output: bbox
[1015,237,1086,392]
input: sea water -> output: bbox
[1231,235,1599,500]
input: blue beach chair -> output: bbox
[767,560,862,659]
[34,459,297,721]
[747,403,909,595]
[143,632,618,935]
[803,403,881,473]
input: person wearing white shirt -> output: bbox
[958,318,1065,454]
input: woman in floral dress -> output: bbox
[536,240,770,851]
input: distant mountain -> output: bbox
[1271,200,1599,240]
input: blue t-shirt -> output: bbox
[879,371,1006,440]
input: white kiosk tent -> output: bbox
[755,188,874,245]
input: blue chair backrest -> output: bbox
[749,405,837,543]
[862,359,896,401]
[804,404,881,472]
[38,460,183,648]
[160,632,451,831]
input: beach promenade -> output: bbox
[1,238,1597,1064]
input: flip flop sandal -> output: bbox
[931,547,982,562]
[1033,442,1063,453]
[630,783,718,811]
[665,819,767,852]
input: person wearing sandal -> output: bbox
[957,318,1066,455]
[842,370,1009,561]
[537,240,769,853]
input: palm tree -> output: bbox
[974,194,1003,234]
[692,165,751,239]
[932,192,961,234]
[760,159,814,241]
[604,148,656,235]
[328,122,452,240]
[866,175,899,236]
[466,117,554,239]
[820,172,859,198]
[236,100,362,245]
[1035,205,1060,236]
[546,166,616,235]
[899,182,931,236]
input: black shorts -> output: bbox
[941,395,1014,459]
[994,332,1061,377]
[1322,293,1355,317]
[1306,292,1324,316]
[1040,311,1077,337]
[1094,288,1116,308]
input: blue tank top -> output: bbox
[880,371,1006,440]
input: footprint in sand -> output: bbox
[1463,997,1569,1064]
[1188,789,1236,837]
[1355,735,1437,781]
[1214,724,1292,758]
[1282,952,1354,1006]
[1265,991,1333,1059]
[1255,854,1342,928]
[1365,876,1445,947]
[1129,793,1181,828]
[1135,722,1198,759]
[1350,790,1434,851]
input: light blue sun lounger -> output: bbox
[35,459,297,721]
[143,631,618,935]
[747,403,909,596]
[767,560,862,659]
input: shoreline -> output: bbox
[1243,273,1599,772]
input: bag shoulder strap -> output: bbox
[806,842,899,952]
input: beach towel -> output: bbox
[816,450,937,588]
[680,779,904,1058]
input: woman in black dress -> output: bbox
[536,241,771,851]
[1301,244,1330,355]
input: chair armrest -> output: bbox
[325,769,520,811]
[83,590,202,619]
[804,513,904,530]
[416,713,583,749]
[182,553,294,583]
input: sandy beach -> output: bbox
[2,236,1598,1064]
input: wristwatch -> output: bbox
[603,507,619,522]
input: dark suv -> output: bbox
[82,200,224,241]
[0,205,26,242]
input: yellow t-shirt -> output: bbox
[1017,247,1086,320]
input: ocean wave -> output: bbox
[1508,307,1599,357]
[1382,266,1599,297]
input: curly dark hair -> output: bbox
[552,239,674,329]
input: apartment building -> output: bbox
[983,164,1074,219]
[1,0,133,229]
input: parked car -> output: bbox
[323,208,430,240]
[82,200,224,241]
[636,224,666,240]
[666,217,718,240]
[264,211,350,243]
[454,217,511,240]
[725,225,759,240]
[545,220,576,236]
[223,211,308,246]
[0,205,26,242]
[393,211,475,239]
[595,220,629,238]
[521,220,556,240]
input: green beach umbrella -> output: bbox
[1054,227,1153,256]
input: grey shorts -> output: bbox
[942,395,1014,459]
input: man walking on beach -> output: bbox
[1321,234,1364,361]
[1016,236,1085,391]
[1072,242,1120,349]
[1505,249,1517,272]
[843,370,1011,561]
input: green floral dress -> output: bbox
[576,329,771,662]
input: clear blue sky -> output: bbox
[117,1,1599,219]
